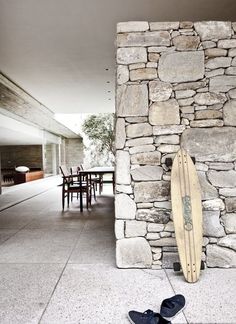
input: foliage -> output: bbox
[82,113,115,166]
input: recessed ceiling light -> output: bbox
[106,81,110,83]
[108,91,111,93]
[105,68,109,71]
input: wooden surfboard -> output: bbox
[171,148,203,283]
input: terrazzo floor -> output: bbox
[0,178,235,323]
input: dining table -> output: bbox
[79,166,115,211]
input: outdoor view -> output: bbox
[56,113,115,167]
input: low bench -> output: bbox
[14,170,44,184]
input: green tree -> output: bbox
[82,113,115,166]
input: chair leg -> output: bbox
[62,184,66,210]
[78,190,82,212]
[67,192,70,207]
[87,188,92,209]
[99,181,102,195]
[99,175,103,194]
[93,183,96,201]
[86,190,89,209]
[62,190,65,210]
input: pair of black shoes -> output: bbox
[128,294,185,324]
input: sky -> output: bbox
[55,113,90,142]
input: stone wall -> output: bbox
[115,21,236,269]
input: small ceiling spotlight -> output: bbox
[106,81,110,83]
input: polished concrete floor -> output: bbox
[0,179,235,324]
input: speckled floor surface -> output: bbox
[0,179,235,324]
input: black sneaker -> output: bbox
[128,309,171,324]
[160,294,185,321]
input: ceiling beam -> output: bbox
[0,72,81,138]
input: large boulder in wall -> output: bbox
[181,127,236,162]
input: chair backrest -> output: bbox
[60,165,70,177]
[59,165,74,185]
[70,166,81,174]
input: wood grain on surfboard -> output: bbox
[171,148,203,283]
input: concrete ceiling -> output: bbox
[0,113,43,145]
[0,126,43,146]
[0,74,80,139]
[0,0,236,115]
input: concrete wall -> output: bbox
[64,138,84,170]
[44,144,60,175]
[115,21,236,269]
[0,139,84,177]
[0,145,43,169]
[44,144,53,174]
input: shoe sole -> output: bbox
[162,303,186,321]
[127,314,135,324]
[128,313,171,324]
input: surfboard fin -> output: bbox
[173,262,181,272]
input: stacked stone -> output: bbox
[115,21,236,269]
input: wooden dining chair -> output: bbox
[93,172,104,194]
[59,165,91,211]
[70,165,96,201]
[70,166,80,180]
[69,166,81,200]
[80,164,103,195]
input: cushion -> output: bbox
[15,166,30,173]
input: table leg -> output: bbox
[79,173,83,212]
[112,172,115,194]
